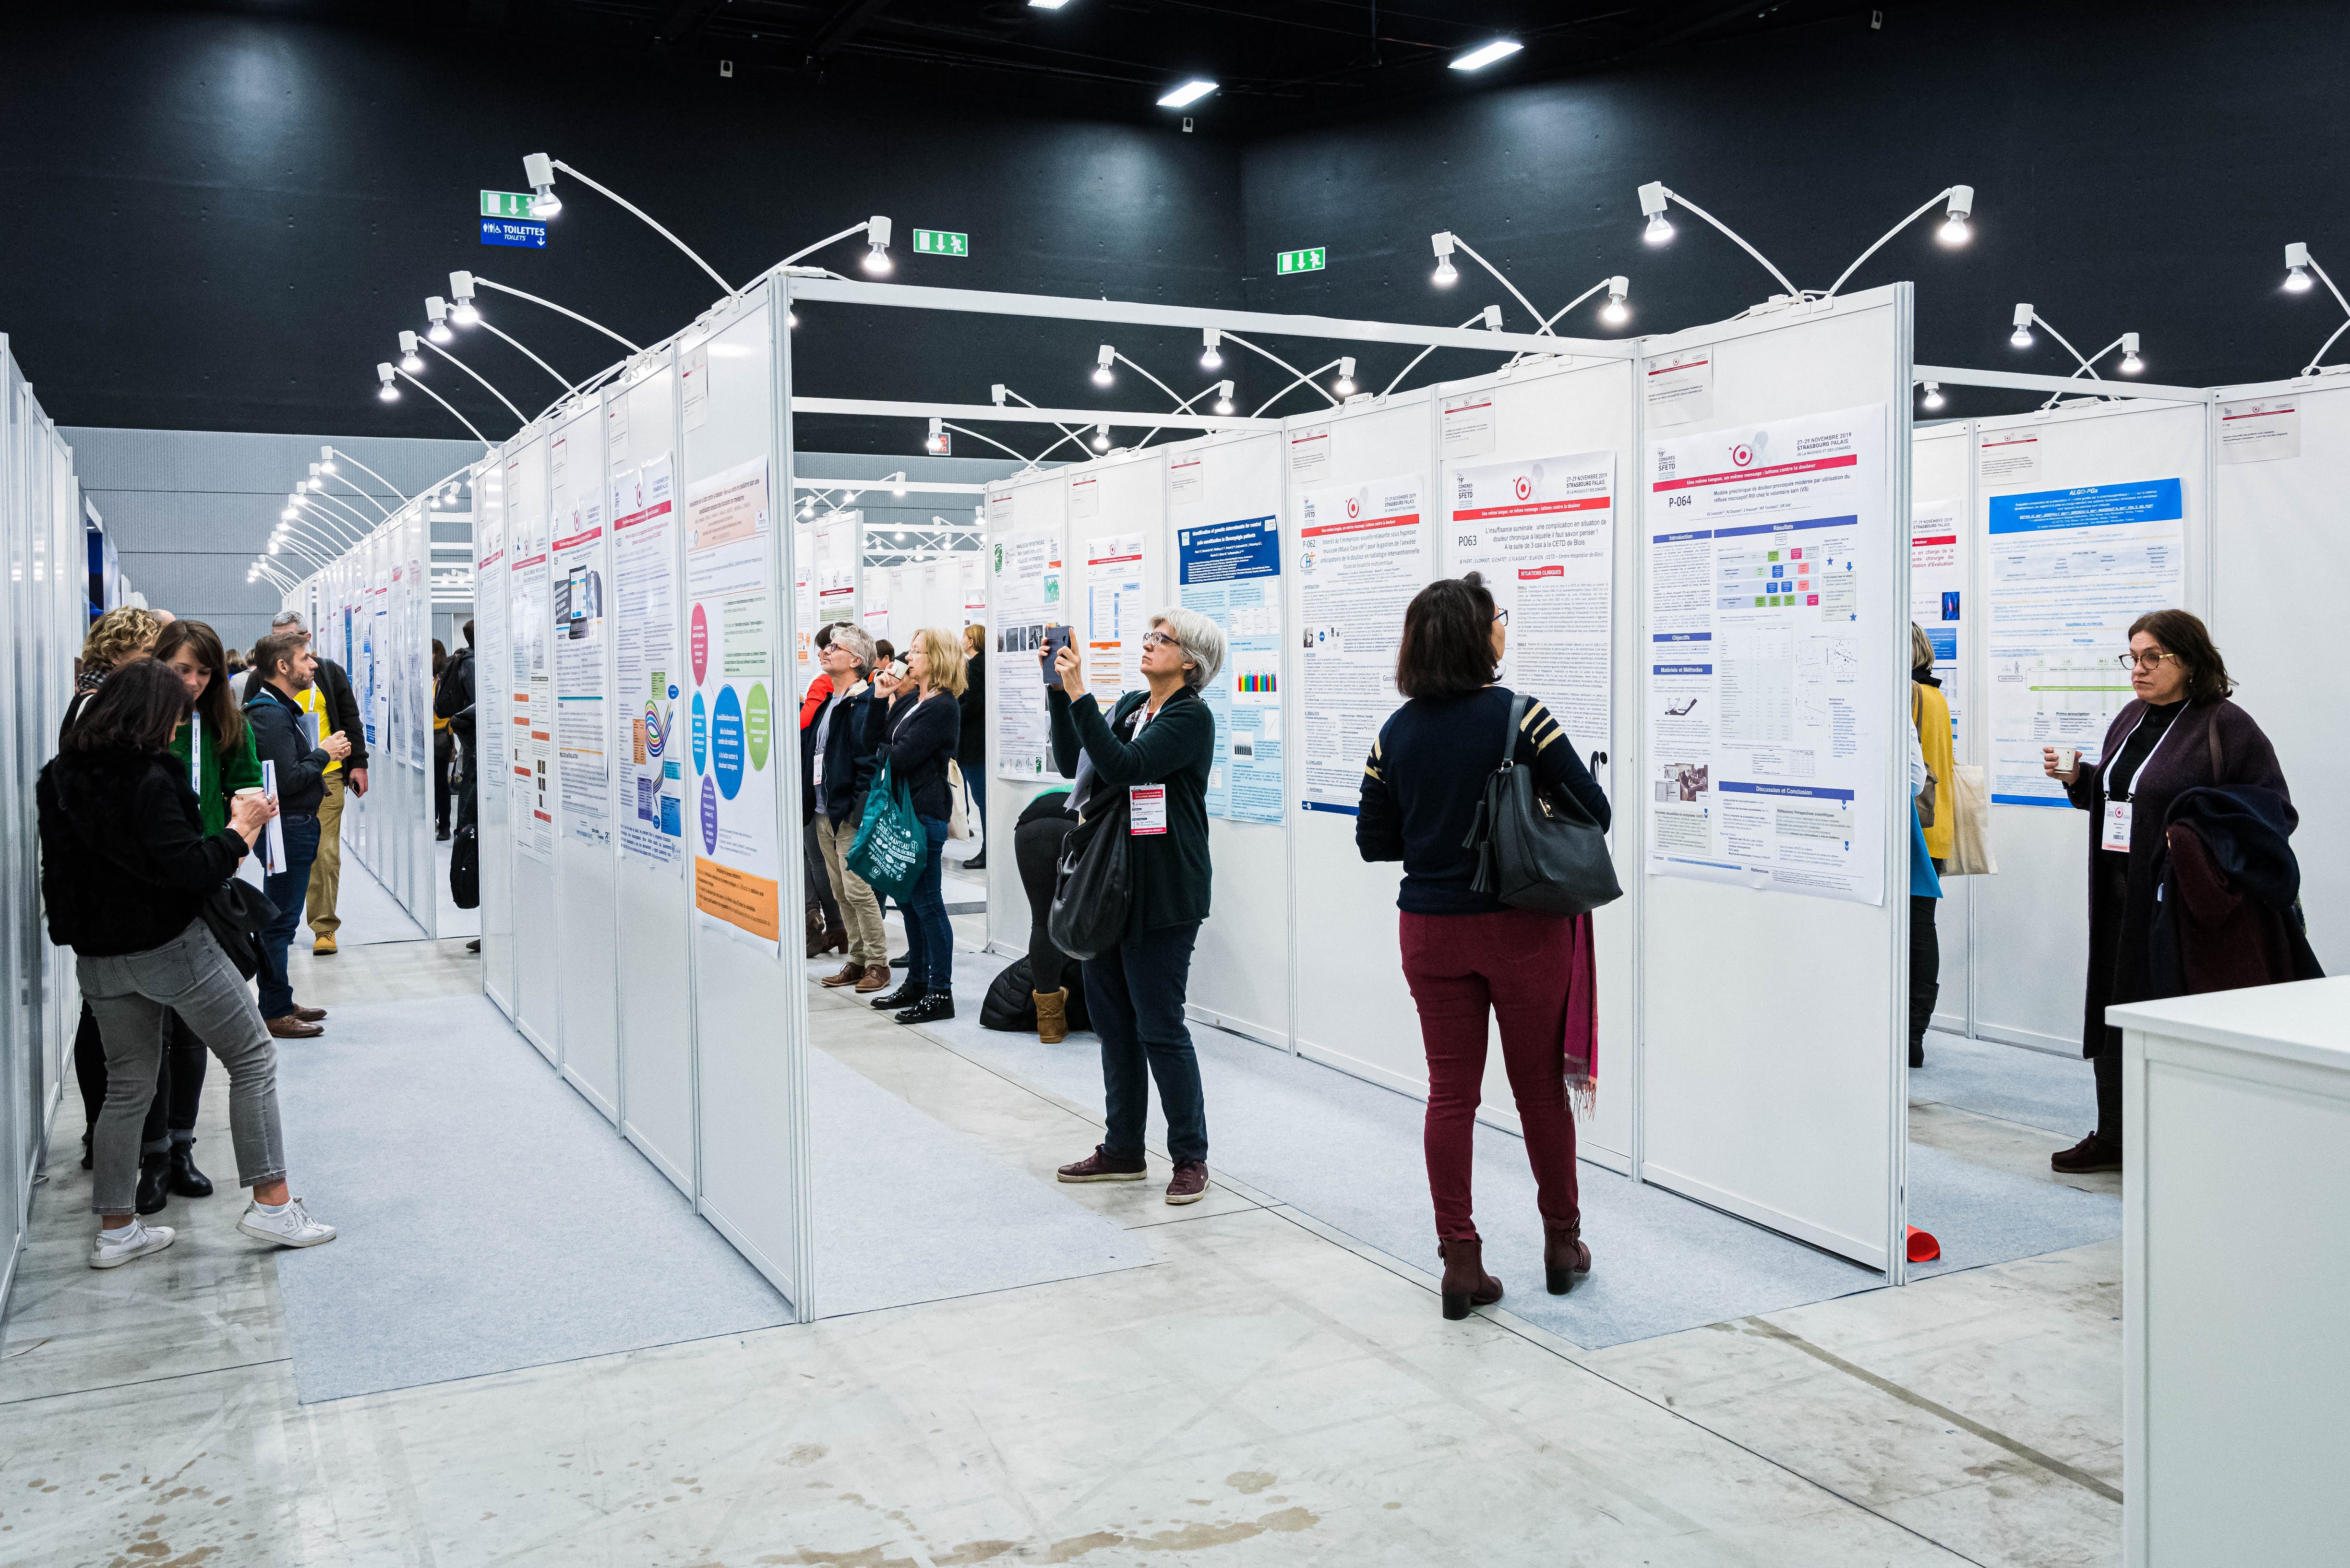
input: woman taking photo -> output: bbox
[38,659,338,1269]
[868,627,969,1025]
[1045,609,1224,1207]
[2042,609,2294,1173]
[1357,574,1610,1318]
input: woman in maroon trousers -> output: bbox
[1356,575,1610,1320]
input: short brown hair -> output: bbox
[2128,608,2234,703]
[252,631,307,682]
[1395,574,1498,700]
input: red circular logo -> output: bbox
[1345,497,1361,519]
[1512,475,1533,501]
[1731,444,1755,467]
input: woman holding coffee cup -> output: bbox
[2039,609,2294,1173]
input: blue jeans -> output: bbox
[1086,919,1207,1165]
[259,812,322,1018]
[900,816,954,989]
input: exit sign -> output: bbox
[1276,247,1327,275]
[481,191,535,218]
[912,229,969,257]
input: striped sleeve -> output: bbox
[1520,698,1565,755]
[1363,736,1384,782]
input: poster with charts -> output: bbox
[1909,496,1965,752]
[1296,472,1428,812]
[613,453,682,869]
[1448,450,1615,796]
[507,457,554,864]
[1983,477,2183,806]
[1178,515,1283,824]
[1643,404,1889,905]
[1084,532,1146,706]
[685,455,780,947]
[552,485,611,847]
[991,527,1064,780]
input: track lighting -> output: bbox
[2285,241,2314,293]
[1090,424,1110,453]
[1213,381,1234,416]
[2119,332,2143,374]
[862,215,893,275]
[2010,303,2035,349]
[1430,231,1458,287]
[523,152,561,218]
[376,362,399,400]
[1332,357,1356,398]
[1639,182,1674,244]
[1200,328,1222,370]
[399,331,424,373]
[1920,381,1944,411]
[1599,275,1630,325]
[1938,185,1974,247]
[426,296,453,344]
[1093,344,1115,387]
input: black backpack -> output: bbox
[449,822,480,910]
[979,955,1091,1033]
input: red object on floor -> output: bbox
[1906,1225,1941,1263]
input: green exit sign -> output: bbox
[1276,246,1327,275]
[481,190,535,218]
[912,229,969,257]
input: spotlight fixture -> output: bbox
[1333,356,1357,398]
[2284,241,2314,293]
[2010,303,2035,349]
[425,296,454,344]
[1639,182,1674,245]
[925,417,948,455]
[318,453,338,475]
[399,331,424,373]
[891,473,909,498]
[282,507,298,521]
[1938,185,1975,247]
[1449,39,1523,72]
[862,215,893,275]
[1200,328,1223,370]
[1157,79,1217,109]
[2119,332,2143,374]
[1028,0,1072,8]
[1090,424,1111,453]
[523,152,561,218]
[1599,275,1631,325]
[1919,381,1945,411]
[990,383,1008,406]
[1093,344,1115,387]
[1430,231,1459,287]
[1212,380,1234,416]
[449,271,480,326]
[377,362,399,400]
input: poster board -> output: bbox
[551,398,619,1119]
[1911,420,1973,1036]
[503,433,560,1064]
[982,469,1070,955]
[475,455,516,1017]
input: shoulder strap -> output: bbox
[2207,706,2224,781]
[1501,692,1531,769]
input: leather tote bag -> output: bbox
[1047,793,1134,962]
[1464,693,1623,918]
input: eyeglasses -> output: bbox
[1492,608,1510,626]
[2116,649,2175,671]
[1140,631,1178,650]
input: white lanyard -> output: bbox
[189,709,203,799]
[2100,706,2179,854]
[2107,707,2179,802]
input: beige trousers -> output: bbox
[306,770,345,937]
[813,813,887,963]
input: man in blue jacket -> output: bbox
[243,631,350,1038]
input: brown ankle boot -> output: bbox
[1544,1223,1592,1295]
[1034,988,1069,1043]
[1437,1238,1503,1320]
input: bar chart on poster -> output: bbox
[1177,514,1283,824]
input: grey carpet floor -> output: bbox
[324,852,431,946]
[1912,1026,2096,1135]
[913,946,2120,1348]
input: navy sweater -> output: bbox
[1356,686,1610,915]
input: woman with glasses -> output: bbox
[2040,609,2294,1173]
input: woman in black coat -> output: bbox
[1043,607,1225,1208]
[2042,609,2293,1173]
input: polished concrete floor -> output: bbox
[0,904,2122,1567]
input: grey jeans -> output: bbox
[79,922,287,1217]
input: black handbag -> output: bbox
[1464,693,1622,918]
[1047,794,1134,962]
[449,822,480,910]
[202,879,275,981]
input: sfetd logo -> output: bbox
[1512,474,1534,501]
[1731,443,1755,467]
[1345,496,1362,519]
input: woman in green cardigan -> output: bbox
[142,619,265,1204]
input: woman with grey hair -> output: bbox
[1044,606,1226,1206]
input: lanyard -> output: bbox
[2108,708,2178,802]
[189,709,203,799]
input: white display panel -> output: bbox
[476,455,517,1018]
[1912,422,1973,1036]
[504,436,560,1063]
[983,470,1071,956]
[1636,287,1913,1275]
[551,399,620,1120]
[1968,398,2210,1053]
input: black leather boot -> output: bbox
[895,991,955,1026]
[135,1152,171,1216]
[871,978,927,1010]
[168,1141,214,1198]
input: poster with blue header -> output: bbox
[1177,515,1283,824]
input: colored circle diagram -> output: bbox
[689,603,710,686]
[691,690,709,775]
[712,684,746,800]
[744,683,771,770]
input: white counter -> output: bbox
[2108,977,2350,1568]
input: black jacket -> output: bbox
[314,656,368,769]
[802,680,884,828]
[878,691,962,823]
[434,646,475,721]
[244,681,335,816]
[1050,683,1215,933]
[958,652,987,768]
[38,748,249,957]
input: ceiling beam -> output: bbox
[807,0,897,61]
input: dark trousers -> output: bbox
[1908,894,1941,1053]
[2093,1051,2122,1149]
[1014,814,1077,995]
[434,730,454,831]
[259,812,322,1018]
[803,819,840,927]
[899,817,953,988]
[1085,920,1207,1165]
[75,1001,206,1152]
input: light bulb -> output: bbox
[1432,257,1459,287]
[1643,213,1674,245]
[428,321,452,345]
[1937,215,1971,247]
[1200,346,1222,369]
[2010,326,2033,348]
[1333,359,1356,397]
[377,383,397,401]
[319,456,337,473]
[451,299,480,326]
[2284,267,2313,293]
[401,351,423,372]
[2120,350,2143,374]
[1092,366,1114,386]
[1920,385,1944,410]
[282,509,297,520]
[892,481,908,498]
[1214,394,1234,415]
[1090,426,1110,453]
[1600,298,1629,325]
[529,187,561,218]
[863,242,893,275]
[788,310,799,327]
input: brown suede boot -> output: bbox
[1438,1238,1503,1320]
[1544,1224,1592,1295]
[1034,988,1070,1043]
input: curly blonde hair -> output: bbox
[80,607,163,671]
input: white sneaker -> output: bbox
[91,1219,176,1269]
[237,1197,338,1249]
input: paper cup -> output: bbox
[2056,747,2080,773]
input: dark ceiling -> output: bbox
[154,0,1894,133]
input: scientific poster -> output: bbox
[794,528,816,703]
[959,553,987,626]
[1984,477,2183,805]
[1909,496,1965,750]
[862,566,893,649]
[1448,450,1615,793]
[552,489,611,847]
[992,527,1063,779]
[474,504,505,802]
[1178,515,1283,823]
[614,453,681,869]
[1084,531,1147,705]
[685,455,780,946]
[1296,472,1428,813]
[813,515,859,631]
[1643,405,1889,905]
[508,454,554,864]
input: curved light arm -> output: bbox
[777,221,875,271]
[397,369,494,445]
[1030,427,1099,466]
[1135,380,1237,451]
[2303,318,2350,377]
[287,494,366,544]
[473,275,643,354]
[1251,359,1346,419]
[301,489,376,535]
[1382,309,1505,399]
[1112,351,1189,410]
[2029,311,2103,380]
[939,421,1037,466]
[474,316,573,391]
[277,514,354,556]
[268,533,335,570]
[1447,235,1556,336]
[552,158,737,298]
[253,559,302,591]
[1536,278,1618,334]
[994,385,1088,449]
[422,341,526,425]
[1652,185,1801,299]
[1219,332,1341,409]
[2298,252,2350,374]
[322,445,411,503]
[1825,186,1963,299]
[316,470,392,519]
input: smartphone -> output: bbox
[1041,624,1073,685]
